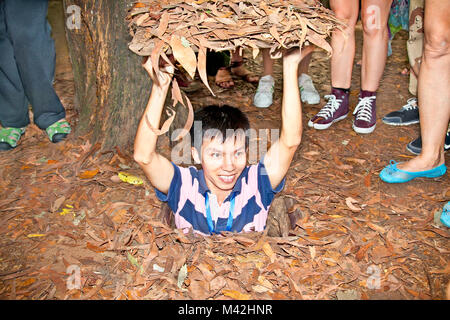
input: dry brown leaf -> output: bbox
[356,241,374,261]
[309,246,316,260]
[364,172,372,188]
[169,34,197,79]
[222,289,250,300]
[367,221,386,234]
[86,242,105,253]
[371,245,392,262]
[345,197,361,212]
[197,45,215,96]
[156,12,169,37]
[145,107,175,136]
[79,169,99,179]
[172,94,194,142]
[262,242,276,263]
[197,263,215,282]
[51,196,66,213]
[133,2,147,9]
[209,276,227,293]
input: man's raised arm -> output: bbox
[263,46,314,189]
[133,58,175,194]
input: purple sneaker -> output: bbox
[353,91,377,134]
[308,88,349,130]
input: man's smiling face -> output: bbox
[193,133,247,200]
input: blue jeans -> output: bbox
[0,0,65,130]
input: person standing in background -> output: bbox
[0,0,71,152]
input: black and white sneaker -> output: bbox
[382,98,419,126]
[406,131,450,155]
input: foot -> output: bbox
[382,97,419,126]
[308,88,349,129]
[253,75,275,108]
[353,91,377,134]
[396,153,445,172]
[215,67,234,89]
[299,74,320,105]
[230,60,259,83]
[0,127,26,151]
[46,119,71,143]
[379,159,446,183]
[407,131,450,155]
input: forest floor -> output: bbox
[0,1,448,300]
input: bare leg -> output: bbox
[360,0,393,91]
[330,0,359,89]
[261,48,274,77]
[298,50,312,77]
[230,47,259,83]
[398,0,450,172]
[253,49,275,108]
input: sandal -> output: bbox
[215,67,234,89]
[46,119,71,143]
[230,60,259,84]
[0,127,26,151]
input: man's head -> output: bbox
[190,105,250,195]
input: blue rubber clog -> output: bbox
[440,202,450,228]
[379,160,447,183]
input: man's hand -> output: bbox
[282,47,303,66]
[282,45,314,66]
[142,55,175,88]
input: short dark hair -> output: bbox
[190,105,250,152]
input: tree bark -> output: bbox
[63,0,150,152]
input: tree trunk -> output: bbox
[63,0,151,152]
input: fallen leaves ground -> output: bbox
[0,4,448,300]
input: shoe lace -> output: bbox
[316,95,342,119]
[402,97,418,111]
[353,96,376,122]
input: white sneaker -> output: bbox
[253,75,275,108]
[299,73,320,105]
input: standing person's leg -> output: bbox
[298,49,320,105]
[380,0,450,183]
[298,51,312,77]
[254,46,318,109]
[0,0,29,128]
[308,0,359,129]
[254,49,275,108]
[4,0,67,133]
[407,0,425,96]
[330,0,359,89]
[360,0,393,91]
[261,48,274,77]
[0,1,28,150]
[382,0,423,127]
[398,0,450,172]
[352,0,393,134]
